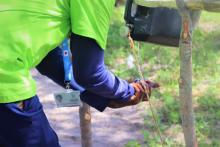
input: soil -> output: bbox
[32,69,145,147]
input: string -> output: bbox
[128,33,164,146]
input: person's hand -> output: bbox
[142,79,160,97]
[130,81,147,103]
[130,79,160,102]
[108,80,159,108]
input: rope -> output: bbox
[127,33,165,146]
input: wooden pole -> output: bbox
[135,0,220,12]
[176,0,201,146]
[79,102,92,147]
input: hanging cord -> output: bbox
[62,39,72,90]
[127,33,164,146]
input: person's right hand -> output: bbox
[108,80,159,108]
[129,82,148,104]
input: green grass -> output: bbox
[106,6,220,147]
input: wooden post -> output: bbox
[129,0,220,146]
[79,102,92,147]
[176,0,201,146]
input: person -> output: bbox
[0,0,158,146]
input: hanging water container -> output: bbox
[124,0,182,47]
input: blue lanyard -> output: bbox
[61,39,73,88]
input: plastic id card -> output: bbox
[54,89,81,107]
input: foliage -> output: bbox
[125,140,142,147]
[107,8,220,147]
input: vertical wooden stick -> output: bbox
[176,1,201,146]
[79,102,92,147]
[179,19,197,147]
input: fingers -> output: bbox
[136,83,145,92]
[141,80,160,99]
[131,83,144,93]
[130,83,146,103]
[138,80,150,99]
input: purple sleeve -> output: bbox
[36,47,109,111]
[71,34,135,102]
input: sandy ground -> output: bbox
[32,69,146,147]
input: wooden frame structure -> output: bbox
[133,0,220,147]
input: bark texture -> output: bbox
[176,0,201,146]
[79,102,92,147]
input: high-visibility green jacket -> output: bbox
[0,0,115,103]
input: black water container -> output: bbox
[124,0,182,47]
